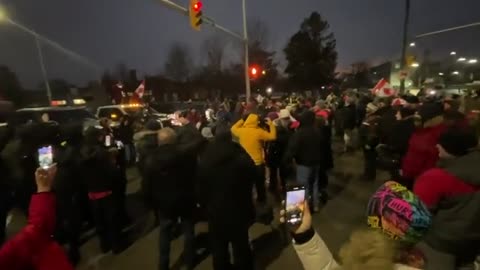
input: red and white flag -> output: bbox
[372,78,395,97]
[135,80,145,98]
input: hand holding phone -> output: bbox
[280,187,312,235]
[285,185,306,226]
[35,164,57,193]
[38,145,53,169]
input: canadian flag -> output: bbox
[134,80,145,98]
[372,78,395,97]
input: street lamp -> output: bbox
[458,57,467,62]
[409,42,416,47]
[450,51,457,56]
[468,59,478,64]
[452,71,460,75]
[439,72,444,76]
[411,62,420,68]
[266,87,273,94]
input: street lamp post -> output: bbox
[34,36,52,103]
[400,0,411,94]
[242,0,251,100]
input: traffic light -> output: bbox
[250,67,258,76]
[189,0,203,31]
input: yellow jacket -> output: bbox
[231,114,276,165]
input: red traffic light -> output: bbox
[250,67,258,76]
[193,1,202,12]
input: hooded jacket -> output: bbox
[0,193,74,270]
[414,150,480,256]
[231,114,276,165]
[198,131,256,228]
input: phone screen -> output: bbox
[285,186,306,226]
[38,145,53,169]
[105,135,111,147]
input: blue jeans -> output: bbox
[158,214,195,270]
[296,165,320,206]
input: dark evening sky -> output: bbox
[1,0,480,88]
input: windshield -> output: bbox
[47,109,97,123]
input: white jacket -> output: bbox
[293,232,421,270]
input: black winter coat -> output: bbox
[116,124,134,144]
[143,144,196,218]
[266,124,292,167]
[386,117,415,157]
[53,144,86,222]
[80,144,116,193]
[375,106,397,143]
[284,126,329,168]
[340,104,357,130]
[198,139,256,228]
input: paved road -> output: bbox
[4,141,389,270]
[71,148,389,270]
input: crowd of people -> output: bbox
[0,89,479,270]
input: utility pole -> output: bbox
[399,0,410,93]
[242,0,251,100]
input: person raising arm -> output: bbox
[0,165,74,270]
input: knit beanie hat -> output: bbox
[438,127,478,156]
[366,181,432,244]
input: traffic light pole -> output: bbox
[415,22,480,38]
[157,0,250,98]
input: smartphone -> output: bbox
[38,145,53,169]
[285,185,306,226]
[105,135,111,147]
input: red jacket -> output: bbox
[0,193,74,270]
[401,121,447,180]
[413,151,480,255]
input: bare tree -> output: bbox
[248,18,270,49]
[202,33,227,71]
[164,42,193,82]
